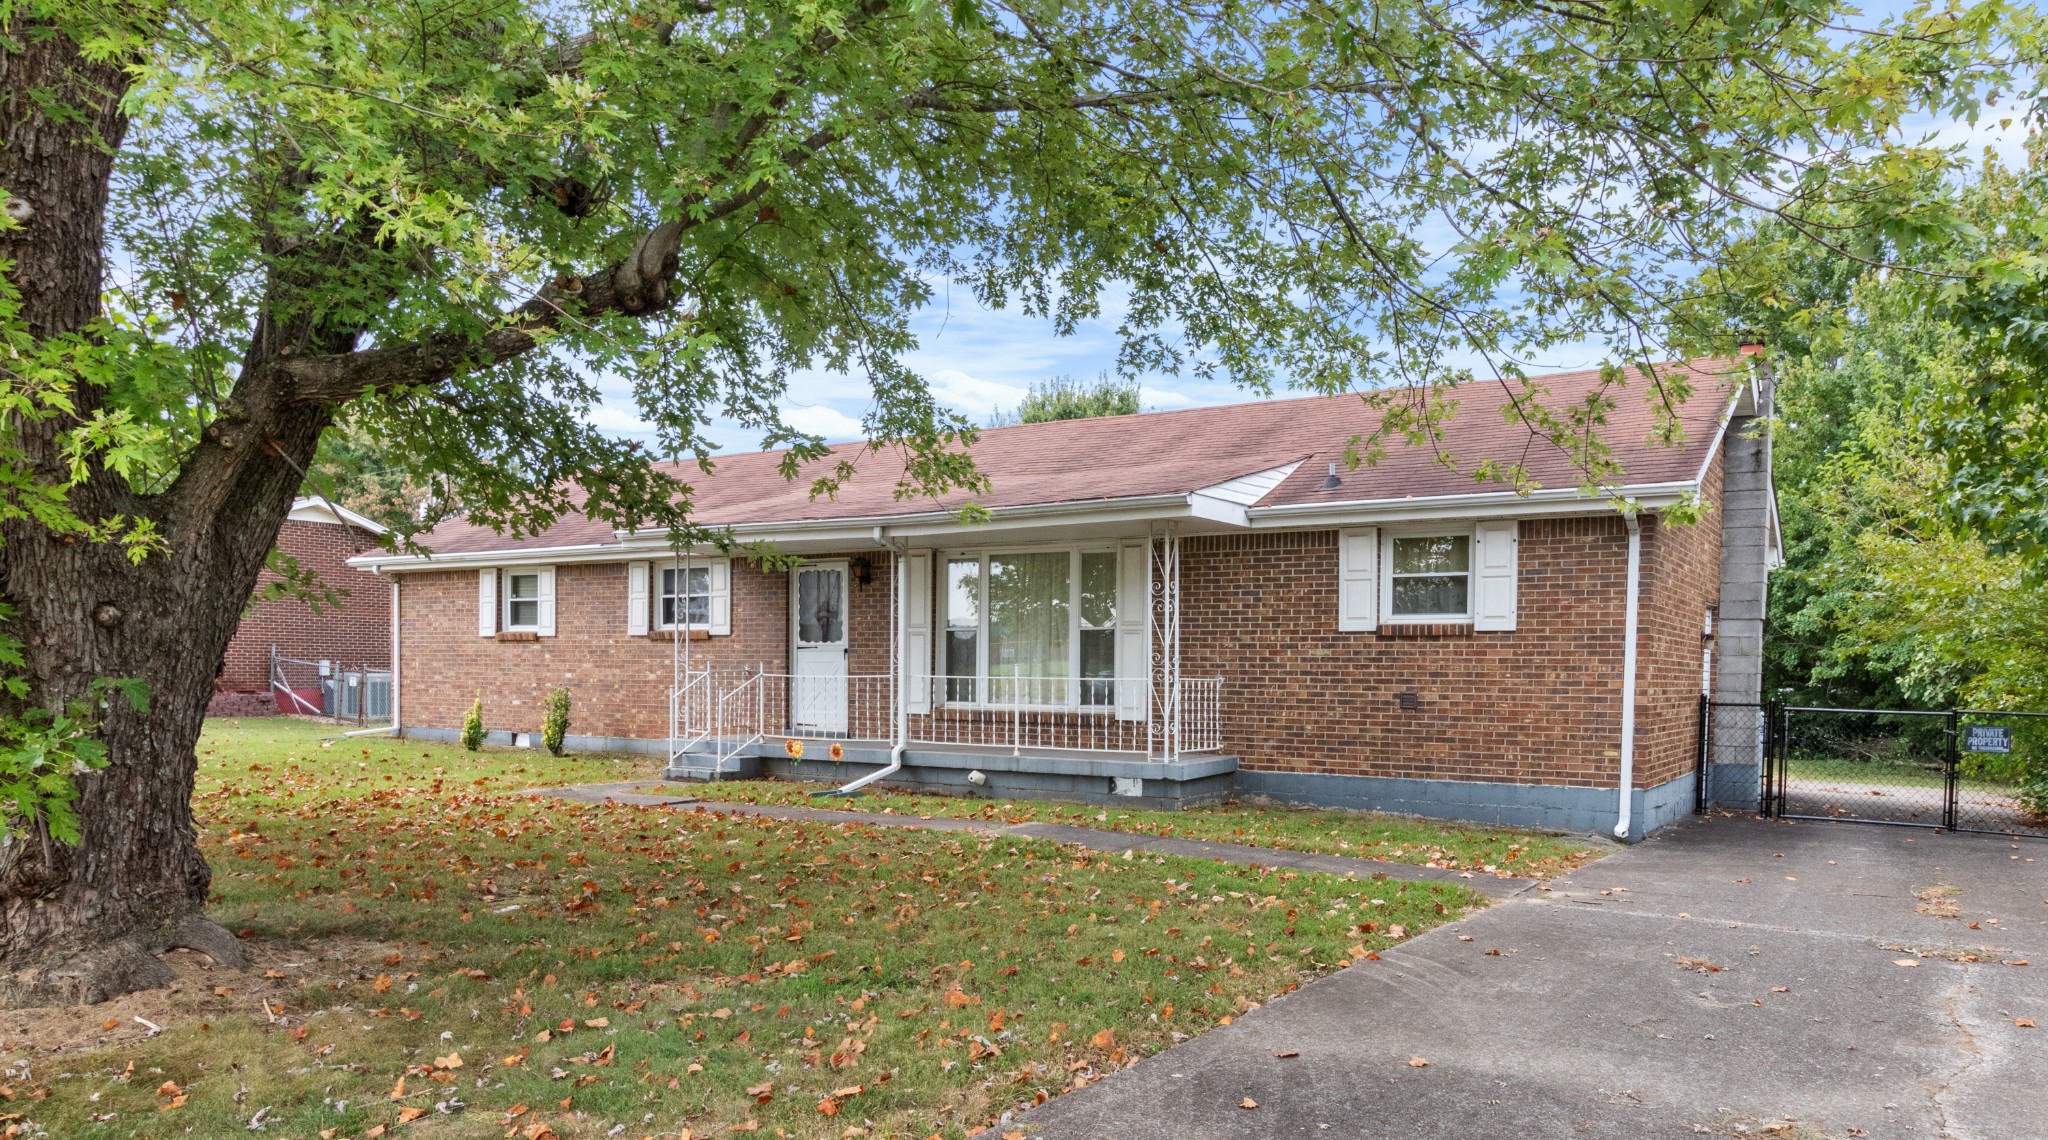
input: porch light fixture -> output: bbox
[850,556,874,586]
[1321,461,1342,490]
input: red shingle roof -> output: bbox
[408,358,1745,556]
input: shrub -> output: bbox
[461,693,486,752]
[542,688,571,757]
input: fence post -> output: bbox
[1694,694,1710,813]
[1764,702,1780,818]
[1944,710,1960,832]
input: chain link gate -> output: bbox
[1752,705,2048,839]
[1696,697,1768,813]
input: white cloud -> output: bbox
[1139,385,1196,409]
[927,369,1031,417]
[781,403,867,441]
[583,402,656,436]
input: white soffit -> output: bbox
[1192,459,1305,507]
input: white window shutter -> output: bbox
[477,568,497,637]
[626,561,650,636]
[1115,540,1150,722]
[1337,527,1378,632]
[903,550,933,714]
[536,566,557,637]
[707,559,732,635]
[1473,520,1518,631]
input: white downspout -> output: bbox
[818,537,904,797]
[1613,514,1643,840]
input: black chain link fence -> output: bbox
[1718,704,2048,838]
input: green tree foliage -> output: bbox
[990,374,1141,427]
[302,421,453,532]
[24,0,2033,545]
[1727,165,2048,806]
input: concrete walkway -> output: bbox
[1014,815,2048,1139]
[527,781,1538,899]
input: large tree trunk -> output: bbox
[0,18,320,1006]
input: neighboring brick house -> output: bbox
[211,498,393,716]
[353,359,1780,839]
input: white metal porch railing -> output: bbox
[668,669,1225,771]
[909,675,1224,758]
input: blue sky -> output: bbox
[587,99,2033,459]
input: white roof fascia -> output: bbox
[354,474,1706,572]
[614,493,1205,546]
[289,497,389,534]
[1246,481,1698,529]
[1692,388,1745,491]
[349,542,622,573]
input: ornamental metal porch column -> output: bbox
[1148,525,1182,761]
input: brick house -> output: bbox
[211,498,393,717]
[353,359,1778,839]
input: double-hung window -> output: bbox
[660,565,711,629]
[1385,533,1472,620]
[941,548,1119,707]
[503,570,543,631]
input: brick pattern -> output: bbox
[1178,522,1639,787]
[397,553,892,738]
[219,519,391,692]
[394,516,1723,793]
[1632,451,1726,786]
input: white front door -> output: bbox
[790,561,849,735]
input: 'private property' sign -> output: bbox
[1963,725,2013,754]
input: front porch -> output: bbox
[663,667,1237,808]
[649,525,1243,805]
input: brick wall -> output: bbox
[1632,450,1726,787]
[393,518,1722,795]
[1179,522,1636,788]
[219,519,392,692]
[396,552,892,738]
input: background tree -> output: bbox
[988,373,1142,427]
[0,0,2032,1002]
[301,420,454,531]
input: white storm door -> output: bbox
[790,562,850,735]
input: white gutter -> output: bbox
[1613,514,1644,840]
[818,541,907,798]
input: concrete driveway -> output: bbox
[1016,816,2046,1139]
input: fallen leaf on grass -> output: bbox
[397,1106,427,1124]
[1090,1029,1115,1049]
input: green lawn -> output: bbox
[1784,754,2013,795]
[678,778,1602,880]
[13,719,1493,1139]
